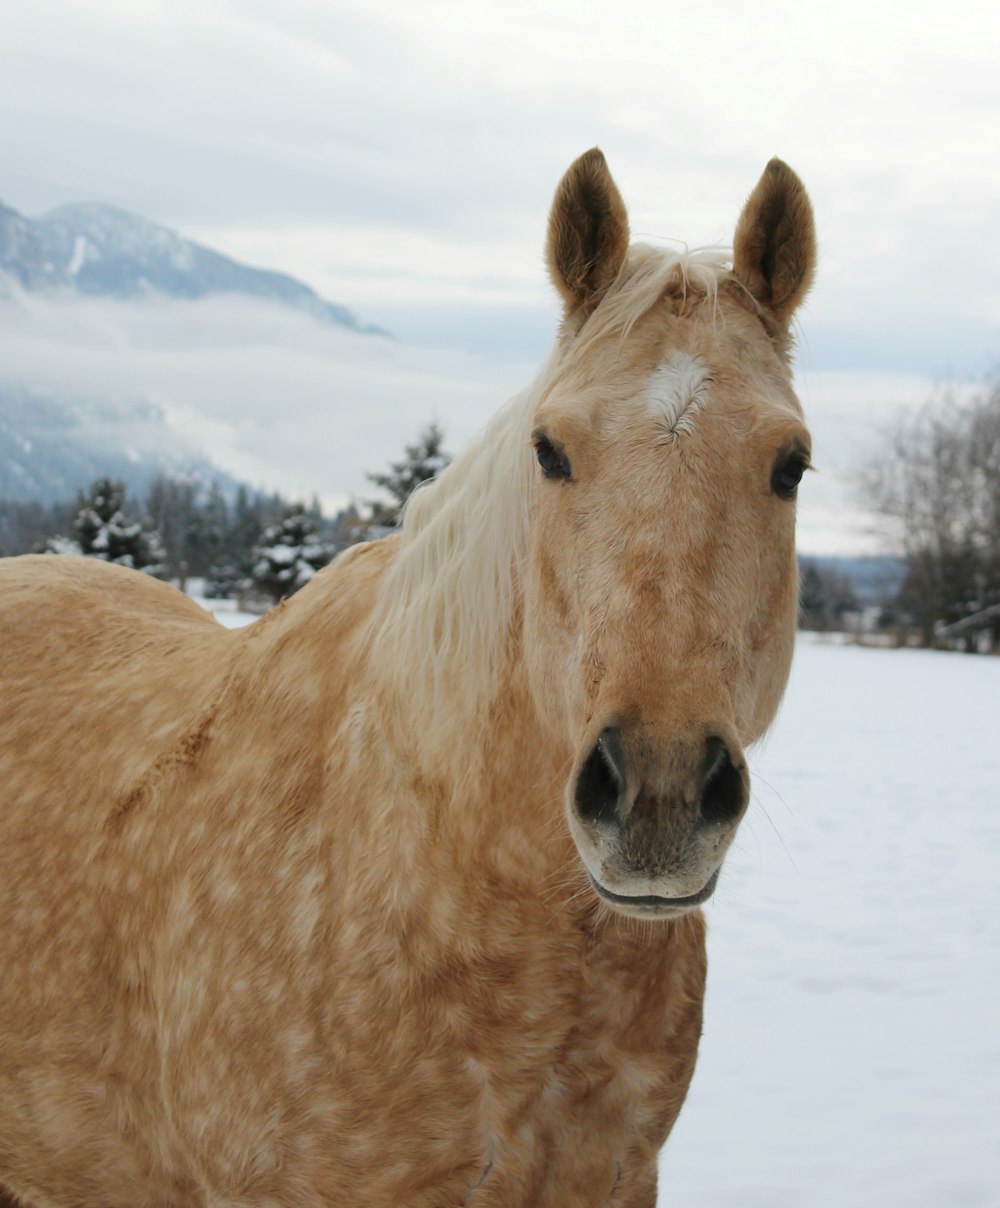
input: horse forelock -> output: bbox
[574,243,733,351]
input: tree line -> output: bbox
[0,424,450,606]
[4,391,996,650]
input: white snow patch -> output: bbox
[187,591,259,630]
[659,636,1000,1206]
[67,235,87,276]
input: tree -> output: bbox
[48,477,166,575]
[862,382,1000,646]
[365,422,451,527]
[145,474,198,578]
[0,499,74,558]
[798,559,859,631]
[250,504,335,603]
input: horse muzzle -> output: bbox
[568,724,749,918]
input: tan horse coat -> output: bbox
[0,151,815,1207]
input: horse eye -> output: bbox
[534,435,572,481]
[771,452,809,500]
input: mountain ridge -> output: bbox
[0,382,242,506]
[0,198,387,335]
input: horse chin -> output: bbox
[587,869,720,919]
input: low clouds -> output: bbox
[0,290,950,552]
[0,292,537,508]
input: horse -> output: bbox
[0,148,815,1207]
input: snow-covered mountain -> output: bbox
[0,383,240,504]
[0,199,385,334]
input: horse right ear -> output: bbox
[547,148,630,318]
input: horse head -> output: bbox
[526,149,816,919]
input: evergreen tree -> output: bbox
[250,504,334,603]
[231,486,265,562]
[183,481,230,578]
[51,477,166,574]
[365,422,451,527]
[145,474,197,577]
[1,499,75,558]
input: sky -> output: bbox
[2,0,999,551]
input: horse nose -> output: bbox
[698,735,748,825]
[574,725,627,826]
[574,728,748,830]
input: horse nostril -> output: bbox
[574,726,626,826]
[698,736,747,825]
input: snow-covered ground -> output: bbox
[192,592,260,629]
[661,636,1000,1207]
[191,594,998,1203]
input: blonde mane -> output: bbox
[365,244,734,760]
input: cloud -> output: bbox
[2,0,997,386]
[1,0,997,550]
[0,292,538,509]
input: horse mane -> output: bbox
[365,244,733,765]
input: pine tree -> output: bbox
[183,481,230,578]
[48,477,166,575]
[365,422,451,527]
[145,474,197,577]
[250,504,334,603]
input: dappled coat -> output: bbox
[0,149,815,1207]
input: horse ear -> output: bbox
[733,158,816,327]
[547,148,630,317]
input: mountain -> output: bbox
[0,199,386,335]
[0,383,241,505]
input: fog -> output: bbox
[0,293,539,510]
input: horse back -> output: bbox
[0,555,232,824]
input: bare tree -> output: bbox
[862,381,1000,647]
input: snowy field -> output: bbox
[196,594,998,1205]
[660,637,1000,1207]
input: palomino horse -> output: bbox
[0,150,815,1207]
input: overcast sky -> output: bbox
[2,0,999,550]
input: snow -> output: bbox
[188,589,259,630]
[659,636,1000,1206]
[67,234,87,276]
[43,536,81,556]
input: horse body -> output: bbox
[0,550,702,1206]
[0,151,815,1206]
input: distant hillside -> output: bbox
[0,383,240,505]
[802,554,906,605]
[0,199,387,335]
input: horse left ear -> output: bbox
[733,158,816,328]
[547,148,630,317]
